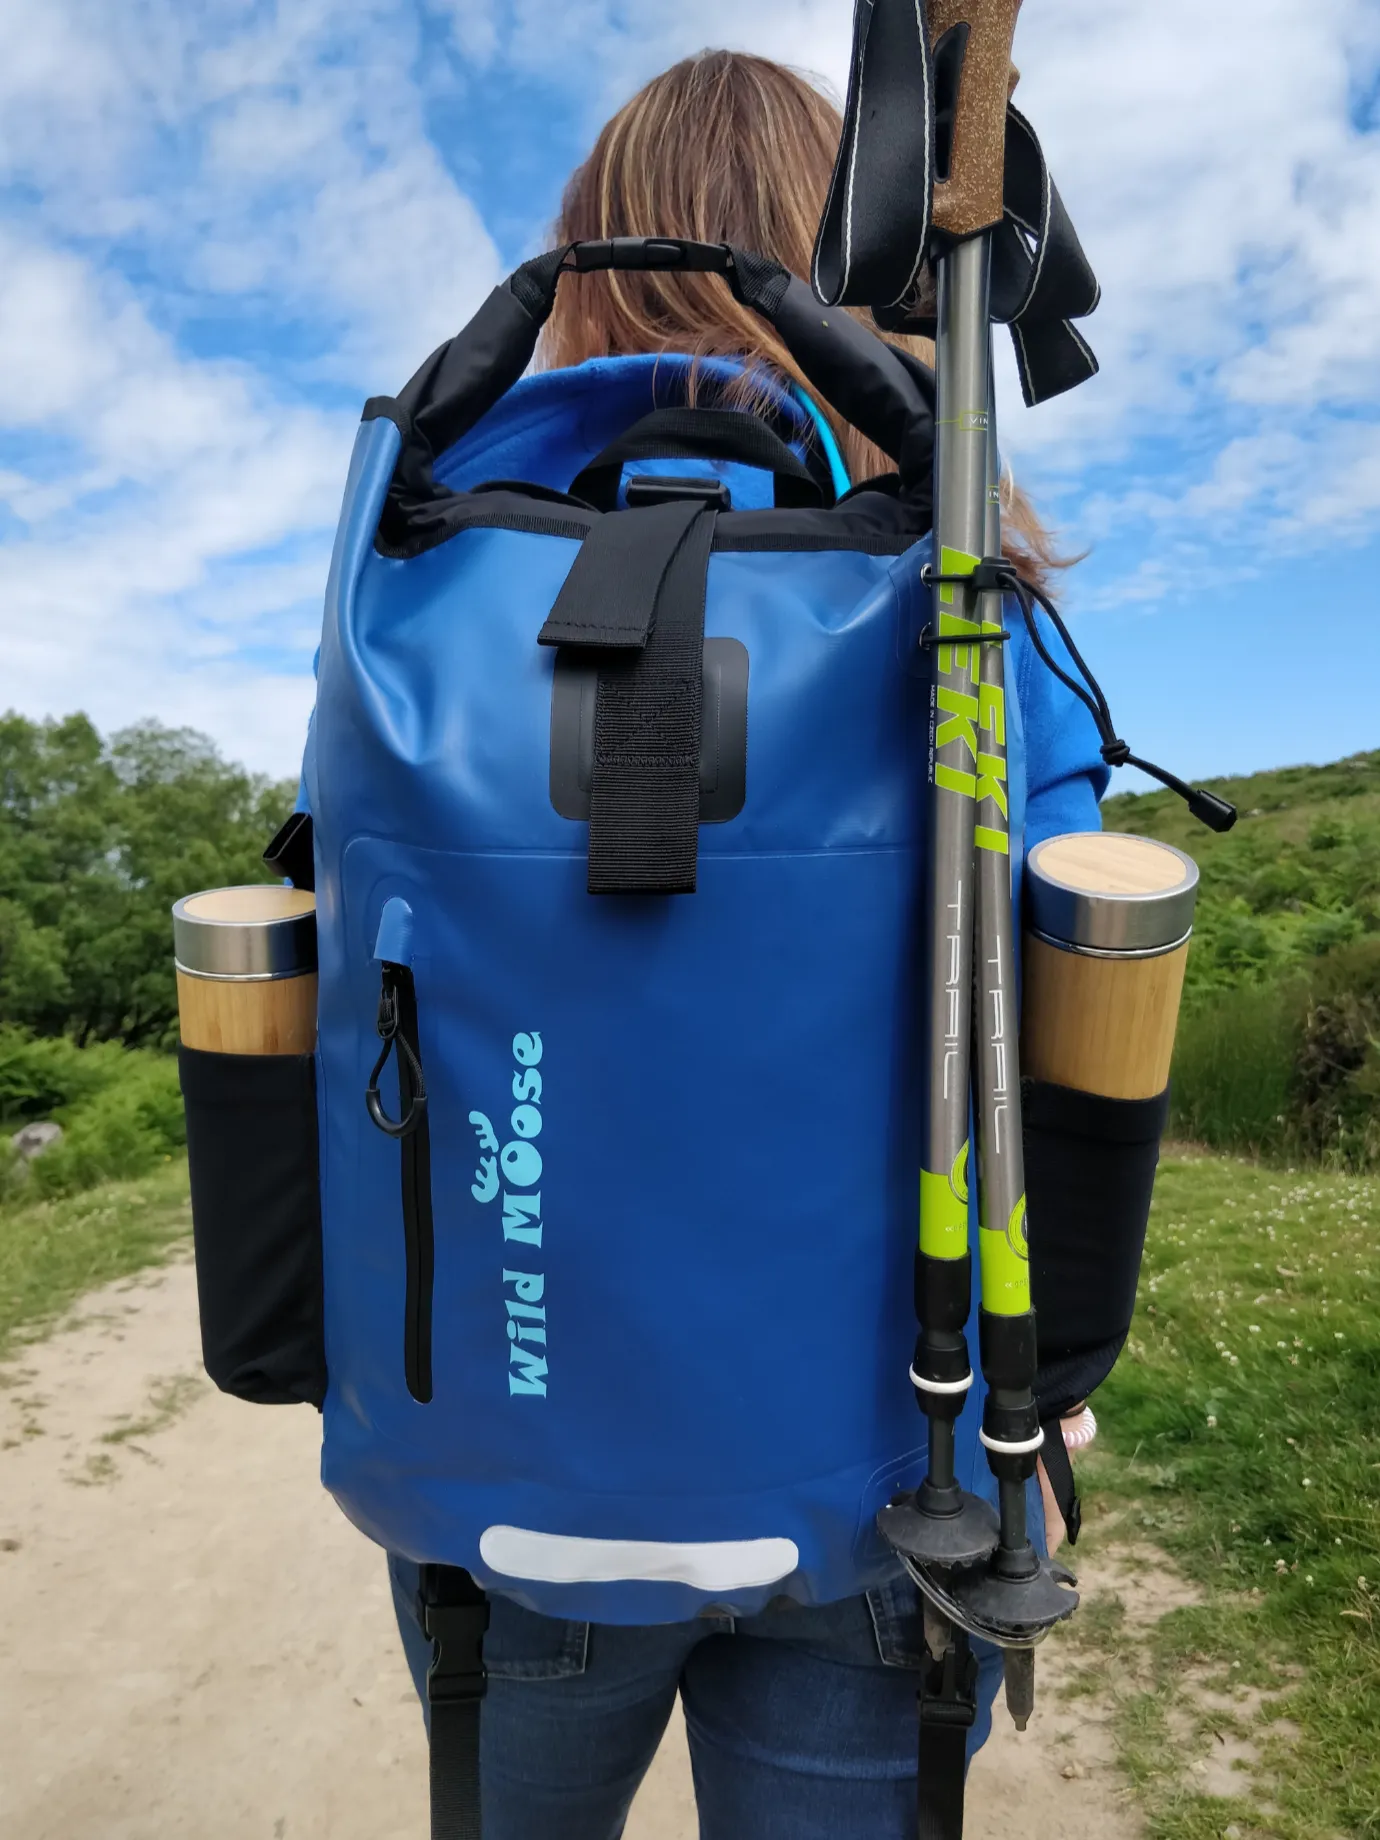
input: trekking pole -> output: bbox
[956,347,1078,1723]
[877,0,1075,1734]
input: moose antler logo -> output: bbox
[469,1112,499,1203]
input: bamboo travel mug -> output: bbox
[173,885,318,1056]
[1021,833,1199,1101]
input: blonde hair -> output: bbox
[544,50,1067,587]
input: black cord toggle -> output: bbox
[929,555,1239,834]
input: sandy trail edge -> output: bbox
[0,1261,1138,1839]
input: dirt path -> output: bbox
[0,1261,1139,1839]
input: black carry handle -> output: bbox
[570,406,828,511]
[365,236,935,536]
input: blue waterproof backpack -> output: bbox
[180,239,1116,1629]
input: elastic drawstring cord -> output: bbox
[921,557,1238,834]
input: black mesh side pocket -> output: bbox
[1024,1078,1169,1421]
[179,1046,326,1407]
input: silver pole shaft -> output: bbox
[920,235,994,1277]
[972,345,1028,1331]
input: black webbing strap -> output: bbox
[812,0,934,312]
[813,0,1100,407]
[1039,1422,1082,1546]
[422,1565,489,1840]
[539,498,718,894]
[917,1626,978,1840]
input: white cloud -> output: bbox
[0,0,503,773]
[435,0,1380,590]
[0,0,1376,777]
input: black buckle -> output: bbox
[625,474,732,512]
[421,1567,490,1708]
[919,1634,979,1730]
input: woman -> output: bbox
[388,48,1102,1840]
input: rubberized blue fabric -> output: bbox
[432,354,812,506]
[303,357,1106,1625]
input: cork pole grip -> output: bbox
[929,0,1022,238]
[1021,941,1189,1102]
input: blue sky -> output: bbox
[1,0,1378,785]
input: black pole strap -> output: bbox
[812,0,934,312]
[814,0,1101,408]
[422,1566,489,1840]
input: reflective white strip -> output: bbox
[909,1366,974,1396]
[479,1526,799,1592]
[979,1427,1046,1456]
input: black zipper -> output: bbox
[364,963,434,1404]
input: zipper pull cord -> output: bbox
[925,557,1238,835]
[366,966,428,1139]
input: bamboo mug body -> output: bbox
[1021,833,1198,1101]
[173,885,318,1056]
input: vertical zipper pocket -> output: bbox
[365,905,435,1405]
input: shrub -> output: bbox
[26,1055,186,1199]
[1170,979,1302,1157]
[1289,937,1380,1171]
[0,1026,128,1123]
[1169,939,1380,1172]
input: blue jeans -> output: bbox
[389,1556,1002,1839]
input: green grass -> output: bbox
[0,1155,191,1361]
[1103,749,1380,1004]
[1078,1152,1380,1839]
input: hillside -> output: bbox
[1102,749,1380,1002]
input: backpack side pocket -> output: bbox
[179,1046,327,1407]
[1024,1077,1170,1419]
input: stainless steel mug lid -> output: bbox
[172,885,317,981]
[1025,833,1198,955]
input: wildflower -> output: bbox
[1207,1415,1218,1428]
[1334,1332,1345,1341]
[1303,1478,1313,1488]
[1249,1325,1260,1334]
[1275,1559,1287,1573]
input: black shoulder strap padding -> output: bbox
[423,1565,489,1840]
[916,1628,977,1840]
[1039,1422,1082,1546]
[772,277,935,488]
[539,499,718,894]
[386,284,546,511]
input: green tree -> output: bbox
[0,713,295,1046]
